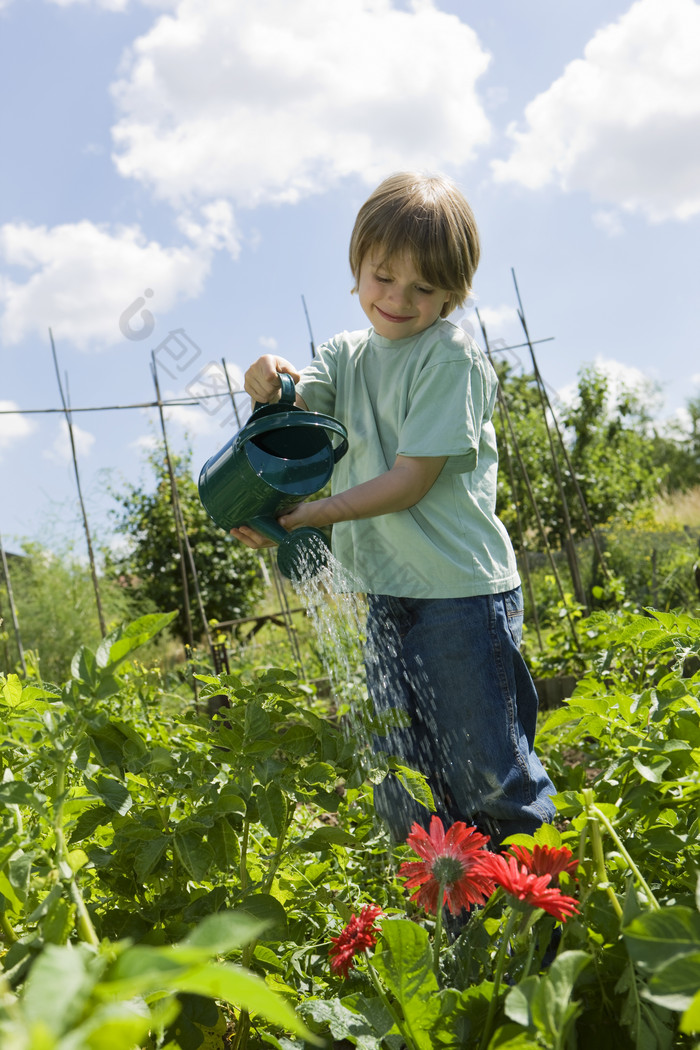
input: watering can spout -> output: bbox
[198,373,348,581]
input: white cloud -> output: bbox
[0,401,35,454]
[0,219,214,349]
[47,0,131,9]
[45,0,177,10]
[154,358,247,439]
[558,355,664,417]
[258,336,278,351]
[110,0,492,207]
[492,0,700,223]
[175,199,241,257]
[460,303,521,353]
[43,418,96,464]
[593,209,625,238]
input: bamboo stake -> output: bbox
[476,310,543,650]
[0,392,252,416]
[301,294,317,359]
[149,355,198,695]
[49,330,107,637]
[480,326,580,649]
[510,273,588,611]
[0,532,28,676]
[220,356,243,429]
[511,272,611,586]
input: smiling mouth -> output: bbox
[376,306,416,323]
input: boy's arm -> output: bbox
[230,455,447,550]
[279,455,448,531]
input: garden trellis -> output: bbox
[0,280,605,686]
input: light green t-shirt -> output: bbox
[296,318,520,599]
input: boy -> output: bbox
[235,172,555,847]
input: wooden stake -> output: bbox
[0,532,28,676]
[49,330,107,637]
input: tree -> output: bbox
[105,444,264,644]
[493,363,694,551]
[0,541,131,683]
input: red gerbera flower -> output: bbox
[329,904,384,977]
[398,816,495,916]
[477,852,579,923]
[508,843,579,882]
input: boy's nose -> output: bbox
[389,285,411,307]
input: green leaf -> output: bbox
[296,826,359,851]
[214,786,247,816]
[681,988,700,1034]
[643,952,700,1012]
[529,951,590,1042]
[208,818,239,870]
[69,804,115,844]
[391,764,434,812]
[1,674,23,706]
[0,870,23,914]
[84,774,133,815]
[624,907,700,975]
[173,829,214,881]
[20,943,96,1036]
[184,910,267,954]
[7,849,31,904]
[244,701,271,741]
[71,645,98,687]
[232,894,288,938]
[42,895,75,945]
[255,782,287,837]
[55,999,154,1050]
[105,948,316,1042]
[300,762,336,786]
[302,996,396,1049]
[632,755,671,783]
[134,834,170,881]
[96,612,178,670]
[0,781,47,813]
[373,919,439,1049]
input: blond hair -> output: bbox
[349,172,480,316]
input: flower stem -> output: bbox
[54,755,100,948]
[587,804,623,921]
[588,802,660,910]
[479,906,519,1050]
[365,952,420,1050]
[433,880,446,977]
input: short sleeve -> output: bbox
[397,352,496,475]
[296,340,339,416]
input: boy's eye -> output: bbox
[416,286,434,295]
[375,274,391,283]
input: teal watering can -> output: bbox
[198,373,348,580]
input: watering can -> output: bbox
[198,372,348,581]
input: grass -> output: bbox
[652,483,700,528]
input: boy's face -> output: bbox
[357,251,450,341]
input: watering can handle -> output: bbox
[254,371,296,412]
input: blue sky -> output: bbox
[1,0,698,554]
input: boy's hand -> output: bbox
[229,524,277,549]
[278,498,335,532]
[244,355,301,404]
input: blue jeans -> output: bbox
[365,588,556,848]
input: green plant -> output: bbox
[3,605,700,1048]
[105,443,264,643]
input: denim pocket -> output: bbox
[504,587,524,648]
